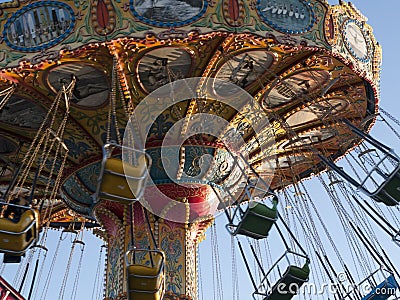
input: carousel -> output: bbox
[0,0,399,299]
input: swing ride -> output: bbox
[0,0,399,299]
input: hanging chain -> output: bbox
[231,235,239,300]
[281,189,328,297]
[18,78,73,182]
[0,84,15,111]
[31,246,48,300]
[58,228,85,300]
[336,177,382,248]
[198,248,204,300]
[318,175,370,280]
[58,241,76,300]
[379,106,400,133]
[71,241,85,300]
[106,57,127,145]
[210,223,224,300]
[40,231,64,300]
[8,77,74,217]
[106,61,114,145]
[92,246,104,300]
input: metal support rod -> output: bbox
[209,184,233,224]
[249,243,266,278]
[3,164,22,200]
[144,208,158,249]
[349,222,392,273]
[343,263,362,299]
[28,166,40,205]
[380,246,400,279]
[351,196,394,235]
[18,262,30,293]
[237,240,258,291]
[27,258,39,300]
[277,213,308,256]
[315,252,342,300]
[356,196,398,233]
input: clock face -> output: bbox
[344,21,369,61]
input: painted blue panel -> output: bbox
[147,146,234,185]
[130,0,207,27]
[361,275,399,300]
[182,146,214,178]
[3,1,75,52]
[257,0,315,34]
[76,162,101,193]
[62,175,93,206]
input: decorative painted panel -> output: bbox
[137,47,193,93]
[91,0,116,35]
[62,175,94,205]
[278,127,336,150]
[3,1,75,52]
[261,69,331,109]
[159,221,185,295]
[76,162,101,193]
[0,95,46,129]
[257,0,315,34]
[215,50,275,89]
[0,136,17,154]
[47,63,110,108]
[130,0,208,27]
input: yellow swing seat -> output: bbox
[96,143,150,204]
[126,249,165,300]
[0,205,39,255]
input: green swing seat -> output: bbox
[369,167,400,206]
[264,262,310,300]
[233,197,279,239]
[318,119,400,206]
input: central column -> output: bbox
[94,201,213,300]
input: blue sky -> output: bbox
[2,1,400,300]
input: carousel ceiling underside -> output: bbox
[0,0,381,224]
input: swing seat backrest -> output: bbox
[127,250,165,300]
[371,168,400,206]
[264,263,310,300]
[0,208,38,254]
[361,274,399,300]
[99,154,147,204]
[234,201,278,239]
